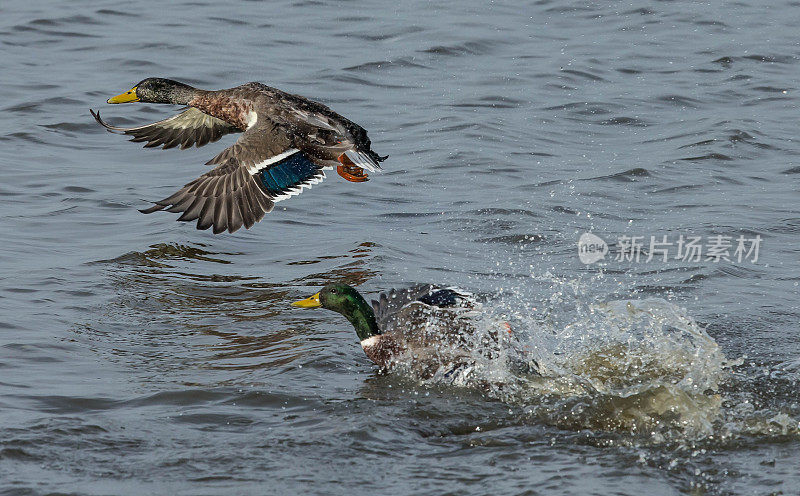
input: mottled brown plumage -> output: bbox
[92,78,386,234]
[364,292,505,376]
[293,284,521,379]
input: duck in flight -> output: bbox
[91,78,386,234]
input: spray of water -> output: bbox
[382,272,799,445]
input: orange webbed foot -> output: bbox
[337,154,369,182]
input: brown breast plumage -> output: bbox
[189,92,252,130]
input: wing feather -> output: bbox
[90,108,240,150]
[140,121,328,233]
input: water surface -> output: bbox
[1,1,799,495]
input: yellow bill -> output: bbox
[291,292,321,308]
[107,86,139,104]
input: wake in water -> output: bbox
[383,275,799,446]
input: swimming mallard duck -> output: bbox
[292,283,531,378]
[90,78,386,234]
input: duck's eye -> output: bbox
[330,288,337,294]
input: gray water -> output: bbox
[1,1,799,495]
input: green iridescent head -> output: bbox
[292,283,379,341]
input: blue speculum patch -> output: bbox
[258,153,318,196]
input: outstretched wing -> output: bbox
[90,108,240,150]
[140,120,326,234]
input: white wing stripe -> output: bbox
[246,148,300,175]
[272,171,326,203]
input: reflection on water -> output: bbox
[77,241,378,380]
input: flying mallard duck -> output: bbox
[292,283,533,378]
[90,78,386,234]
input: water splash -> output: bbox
[514,297,731,441]
[382,275,799,445]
